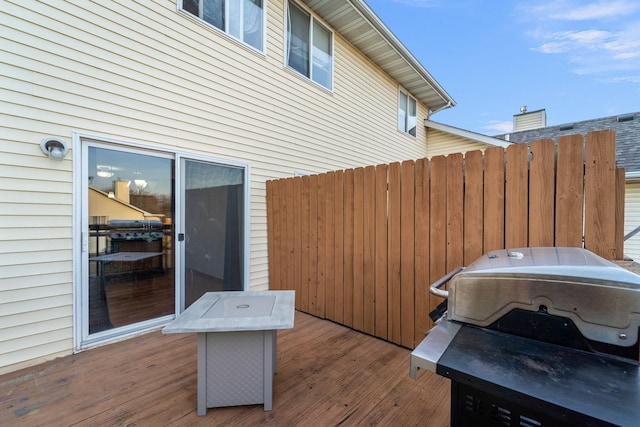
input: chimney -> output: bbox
[514,107,546,131]
[114,180,130,204]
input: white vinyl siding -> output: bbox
[624,182,640,262]
[426,128,495,158]
[1,0,430,374]
[514,109,546,132]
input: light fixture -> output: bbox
[97,166,114,178]
[40,138,69,161]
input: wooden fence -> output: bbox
[266,130,625,349]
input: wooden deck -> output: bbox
[0,311,450,426]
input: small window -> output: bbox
[180,0,264,51]
[398,89,416,136]
[286,1,333,89]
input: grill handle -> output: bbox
[429,266,464,298]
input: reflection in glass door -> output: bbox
[181,159,245,309]
[87,146,175,335]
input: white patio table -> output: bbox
[162,290,295,416]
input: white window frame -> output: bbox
[178,0,267,53]
[398,88,417,137]
[285,0,334,90]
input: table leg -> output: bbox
[263,330,273,411]
[197,333,207,416]
[273,330,277,373]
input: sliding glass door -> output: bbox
[181,159,245,309]
[86,145,175,336]
[80,138,247,346]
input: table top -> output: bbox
[89,252,163,262]
[417,321,640,426]
[162,290,295,334]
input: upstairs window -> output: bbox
[181,0,264,51]
[286,1,333,89]
[398,89,417,136]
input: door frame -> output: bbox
[72,132,251,351]
[177,154,251,311]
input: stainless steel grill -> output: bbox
[411,247,640,427]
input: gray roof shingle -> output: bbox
[494,112,640,173]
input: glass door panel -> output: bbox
[87,146,175,334]
[182,159,245,308]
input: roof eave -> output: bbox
[299,0,456,112]
[425,119,512,148]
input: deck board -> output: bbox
[0,311,449,426]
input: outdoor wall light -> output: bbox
[40,137,69,161]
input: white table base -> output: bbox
[197,329,277,415]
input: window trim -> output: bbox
[284,0,334,91]
[178,0,267,54]
[398,88,417,137]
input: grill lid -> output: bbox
[447,247,640,347]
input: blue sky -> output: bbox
[366,0,640,134]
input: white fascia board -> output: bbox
[299,0,455,111]
[627,172,640,182]
[424,119,512,148]
[348,0,456,110]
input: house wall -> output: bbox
[0,0,433,374]
[625,181,640,261]
[425,128,494,157]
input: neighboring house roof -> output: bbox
[300,0,456,113]
[89,187,164,220]
[424,119,512,148]
[494,112,640,176]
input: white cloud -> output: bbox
[389,0,439,8]
[613,51,640,60]
[534,29,612,53]
[522,0,639,21]
[550,1,638,21]
[521,1,640,80]
[532,26,640,69]
[599,75,640,83]
[483,120,513,134]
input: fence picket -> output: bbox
[463,150,484,264]
[446,153,464,272]
[363,165,376,336]
[483,147,505,252]
[555,134,584,247]
[401,160,416,348]
[529,139,556,247]
[374,164,389,339]
[333,170,345,324]
[343,169,355,328]
[429,156,447,320]
[353,167,365,331]
[300,176,310,312]
[585,130,617,259]
[506,143,529,248]
[414,158,430,342]
[387,162,402,345]
[292,178,302,306]
[285,177,295,295]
